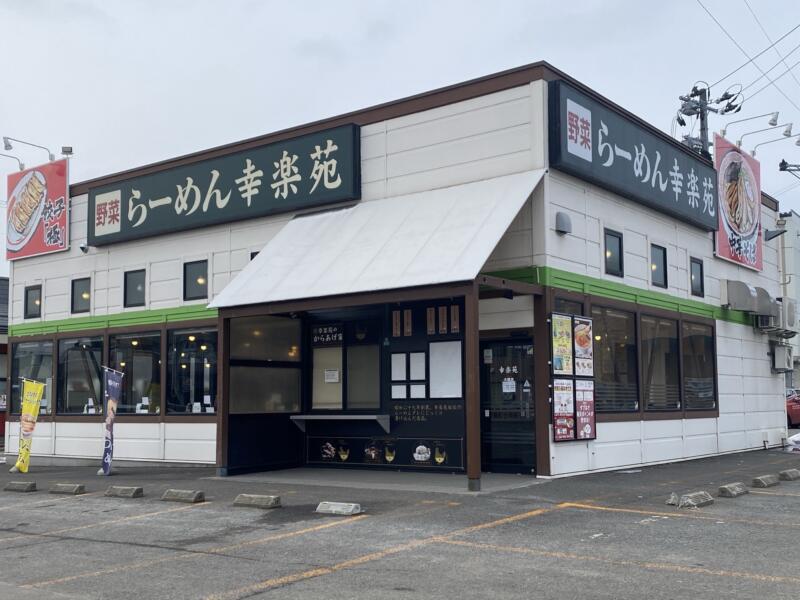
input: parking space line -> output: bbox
[202,506,559,600]
[23,515,369,589]
[0,491,104,512]
[750,490,800,497]
[560,502,800,528]
[0,503,203,544]
[438,539,800,585]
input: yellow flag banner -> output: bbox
[12,379,45,474]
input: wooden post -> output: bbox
[464,281,481,491]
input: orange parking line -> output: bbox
[440,539,800,585]
[0,491,103,512]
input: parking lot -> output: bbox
[0,449,799,599]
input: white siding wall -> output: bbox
[7,82,548,462]
[545,170,786,476]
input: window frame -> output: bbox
[547,288,719,423]
[639,311,681,412]
[71,278,92,314]
[56,336,104,415]
[24,285,42,319]
[650,244,667,289]
[166,327,218,415]
[604,229,624,277]
[124,269,146,308]
[183,260,208,301]
[690,257,704,298]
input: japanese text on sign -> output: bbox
[88,125,360,245]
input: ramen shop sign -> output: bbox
[713,135,762,271]
[6,159,69,261]
[548,81,718,231]
[87,124,360,245]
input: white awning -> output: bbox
[210,169,545,309]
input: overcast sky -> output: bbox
[2,0,800,276]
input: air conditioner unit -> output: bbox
[778,297,799,338]
[773,344,793,373]
[756,313,778,332]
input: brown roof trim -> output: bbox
[761,191,779,212]
[70,60,713,196]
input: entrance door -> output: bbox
[480,340,535,473]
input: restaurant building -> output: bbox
[4,62,791,489]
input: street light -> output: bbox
[752,133,800,156]
[737,123,792,147]
[2,137,54,162]
[721,111,779,137]
[0,153,24,171]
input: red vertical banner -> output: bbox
[714,134,762,271]
[6,159,70,261]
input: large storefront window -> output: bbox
[682,322,716,410]
[167,329,217,414]
[641,316,680,410]
[592,306,638,412]
[11,341,53,414]
[109,332,161,414]
[57,337,103,414]
[229,316,301,413]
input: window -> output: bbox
[348,345,381,408]
[183,260,208,300]
[650,245,667,288]
[24,285,41,319]
[682,322,715,410]
[125,270,146,307]
[604,229,623,277]
[641,315,680,410]
[229,316,301,414]
[167,328,217,414]
[11,341,53,414]
[312,347,342,409]
[592,306,638,412]
[57,337,103,414]
[109,332,161,414]
[554,297,583,316]
[690,258,704,297]
[71,278,91,313]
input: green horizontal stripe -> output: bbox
[9,305,218,337]
[488,266,752,326]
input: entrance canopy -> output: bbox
[210,169,545,309]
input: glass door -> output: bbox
[480,340,535,473]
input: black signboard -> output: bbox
[307,436,464,470]
[88,124,360,245]
[312,324,344,347]
[549,81,718,231]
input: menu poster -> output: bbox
[553,378,575,442]
[551,313,574,376]
[575,379,596,440]
[573,316,594,377]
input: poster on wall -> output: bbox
[6,159,69,261]
[551,313,574,376]
[573,316,594,377]
[575,379,596,440]
[553,378,575,442]
[713,134,762,271]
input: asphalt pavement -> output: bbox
[0,448,798,599]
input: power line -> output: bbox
[740,39,800,92]
[743,0,800,92]
[708,18,800,88]
[743,57,800,104]
[697,0,800,113]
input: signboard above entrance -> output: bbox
[87,124,360,246]
[548,81,718,231]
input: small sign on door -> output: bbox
[502,378,516,393]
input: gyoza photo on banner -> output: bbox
[11,378,45,474]
[99,368,123,476]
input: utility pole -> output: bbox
[678,85,740,160]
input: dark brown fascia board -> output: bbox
[70,61,713,196]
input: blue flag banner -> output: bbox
[100,368,123,476]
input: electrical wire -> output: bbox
[698,0,800,112]
[744,0,800,92]
[739,39,800,92]
[742,57,800,104]
[775,179,800,194]
[707,17,800,88]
